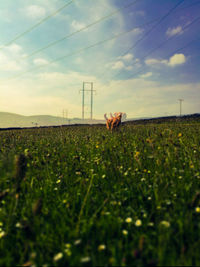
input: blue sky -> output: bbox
[0,0,199,119]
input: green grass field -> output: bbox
[0,121,200,266]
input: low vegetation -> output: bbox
[0,121,200,266]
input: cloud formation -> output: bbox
[71,20,86,31]
[118,53,134,62]
[166,26,183,37]
[140,72,153,78]
[33,58,49,66]
[24,5,46,19]
[168,53,186,67]
[145,53,186,67]
[0,43,26,72]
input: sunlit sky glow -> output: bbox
[0,0,200,119]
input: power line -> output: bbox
[7,13,200,81]
[121,0,185,56]
[0,0,76,49]
[107,0,185,82]
[179,0,200,10]
[22,0,141,59]
[99,36,200,91]
[112,15,200,82]
[7,17,159,80]
[4,2,199,81]
[145,37,199,76]
[140,16,200,63]
[92,0,200,82]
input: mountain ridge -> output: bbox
[0,112,105,128]
[1,111,199,128]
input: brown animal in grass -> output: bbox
[104,113,112,130]
[111,112,122,130]
[104,112,123,131]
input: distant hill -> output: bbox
[0,112,105,128]
[1,112,200,129]
[125,113,200,125]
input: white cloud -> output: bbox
[119,53,134,62]
[74,57,83,65]
[25,5,46,19]
[33,58,49,66]
[0,43,27,72]
[166,26,183,37]
[140,72,153,78]
[108,54,135,72]
[145,53,186,67]
[71,20,86,31]
[111,61,125,70]
[145,58,168,66]
[126,66,133,71]
[110,60,133,71]
[0,52,21,71]
[6,44,22,54]
[168,53,186,67]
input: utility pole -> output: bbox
[178,99,184,117]
[62,109,68,124]
[62,109,65,124]
[82,83,85,120]
[80,82,95,121]
[90,82,94,121]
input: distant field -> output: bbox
[0,121,200,266]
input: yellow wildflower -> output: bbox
[53,252,63,262]
[74,239,81,245]
[125,217,132,223]
[195,207,200,213]
[65,243,71,249]
[65,249,71,257]
[98,244,106,251]
[122,229,128,235]
[0,231,5,238]
[80,257,91,263]
[135,219,142,227]
[160,221,170,228]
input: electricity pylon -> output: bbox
[80,82,95,121]
[178,99,184,117]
